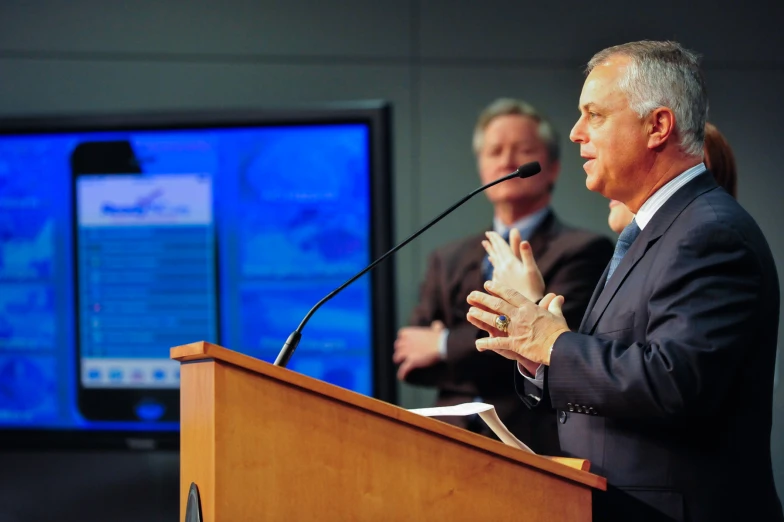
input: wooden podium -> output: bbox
[172,341,606,521]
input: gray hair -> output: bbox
[472,98,560,162]
[586,40,708,156]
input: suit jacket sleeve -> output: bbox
[515,234,613,409]
[547,222,764,420]
[407,249,447,329]
[403,249,472,387]
[404,245,510,388]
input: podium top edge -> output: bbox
[171,340,215,360]
[170,341,606,491]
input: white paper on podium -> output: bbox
[408,402,534,454]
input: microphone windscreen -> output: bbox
[516,161,542,178]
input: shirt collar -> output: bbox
[635,162,707,230]
[493,206,550,240]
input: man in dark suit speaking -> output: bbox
[467,41,782,521]
[394,98,613,455]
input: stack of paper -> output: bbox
[408,402,534,454]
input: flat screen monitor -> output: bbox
[0,103,395,448]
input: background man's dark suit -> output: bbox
[519,174,782,521]
[405,210,612,455]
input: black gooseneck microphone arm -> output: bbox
[273,161,542,367]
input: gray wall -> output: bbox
[0,1,781,520]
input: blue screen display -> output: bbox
[0,123,373,432]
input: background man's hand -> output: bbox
[393,321,445,380]
[482,228,546,302]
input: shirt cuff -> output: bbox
[517,362,544,389]
[438,329,449,359]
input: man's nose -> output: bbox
[570,118,585,144]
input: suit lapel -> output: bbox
[466,241,486,290]
[448,231,487,293]
[581,226,656,333]
[581,172,719,334]
[579,263,610,332]
[526,210,558,263]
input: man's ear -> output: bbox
[647,107,676,149]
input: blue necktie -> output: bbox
[482,230,510,281]
[605,219,641,285]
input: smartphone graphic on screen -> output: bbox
[71,140,218,422]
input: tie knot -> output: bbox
[617,219,641,248]
[604,219,641,286]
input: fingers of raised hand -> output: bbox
[474,335,511,352]
[538,292,558,309]
[482,236,501,265]
[509,228,522,258]
[481,239,494,258]
[519,241,537,269]
[466,307,505,337]
[467,304,500,326]
[486,231,513,258]
[483,280,529,308]
[467,289,516,317]
[547,294,565,318]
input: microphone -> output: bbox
[274,161,542,367]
